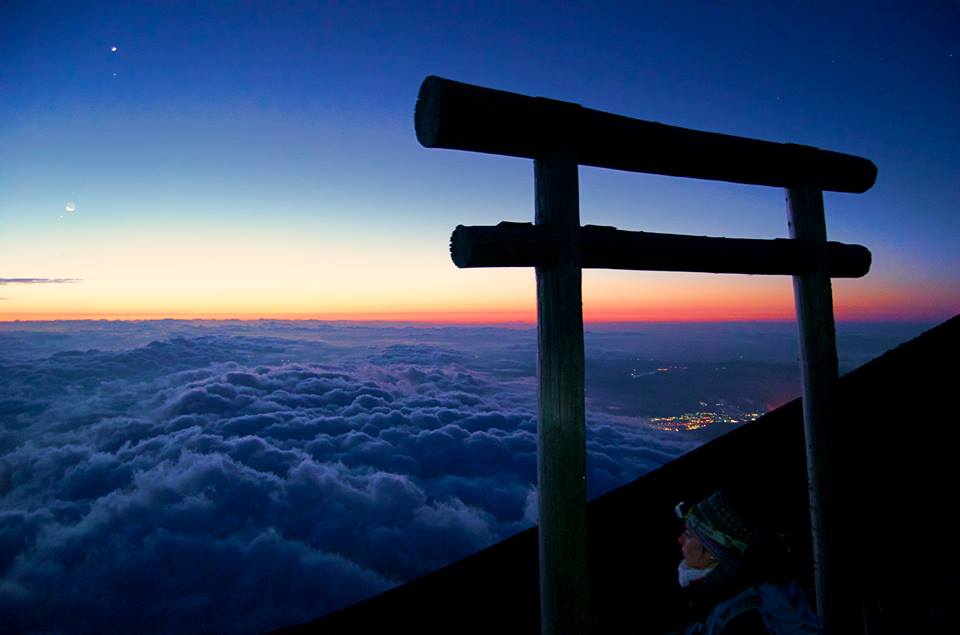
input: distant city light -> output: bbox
[649,410,763,432]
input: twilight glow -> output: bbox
[1,3,957,323]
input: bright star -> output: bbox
[111,46,118,53]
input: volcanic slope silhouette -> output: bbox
[279,315,959,634]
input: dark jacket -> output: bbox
[672,562,820,634]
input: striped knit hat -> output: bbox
[685,491,762,565]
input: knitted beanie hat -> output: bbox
[685,491,762,565]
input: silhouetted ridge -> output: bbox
[278,315,958,634]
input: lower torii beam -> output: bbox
[450,222,871,278]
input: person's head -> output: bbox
[676,491,761,573]
[678,524,715,570]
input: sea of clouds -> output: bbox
[0,320,924,632]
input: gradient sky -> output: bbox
[1,1,957,322]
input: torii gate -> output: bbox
[415,76,875,635]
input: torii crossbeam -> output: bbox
[415,76,876,635]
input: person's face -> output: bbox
[678,525,714,569]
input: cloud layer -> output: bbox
[0,327,696,633]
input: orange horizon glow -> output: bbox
[2,266,954,325]
[4,223,956,326]
[0,304,951,324]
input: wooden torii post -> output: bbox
[415,76,876,635]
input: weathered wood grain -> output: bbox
[787,185,860,634]
[534,150,590,635]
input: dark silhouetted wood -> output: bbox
[450,222,871,277]
[416,76,877,193]
[533,150,591,635]
[450,222,565,268]
[413,74,880,633]
[786,185,859,634]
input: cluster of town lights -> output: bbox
[649,408,763,432]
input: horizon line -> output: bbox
[2,303,953,325]
[0,313,946,326]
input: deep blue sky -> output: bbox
[1,1,957,320]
